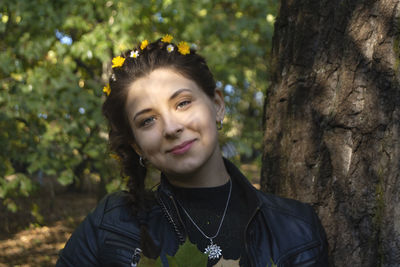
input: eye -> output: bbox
[140,116,156,127]
[177,100,191,109]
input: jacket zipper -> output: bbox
[168,194,188,237]
[103,240,142,266]
[157,195,186,243]
[244,205,261,267]
[130,247,142,267]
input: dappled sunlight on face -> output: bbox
[125,68,225,184]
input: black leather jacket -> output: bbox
[57,160,328,266]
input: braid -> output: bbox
[105,127,159,258]
[125,152,160,259]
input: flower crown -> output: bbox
[103,34,191,96]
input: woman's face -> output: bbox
[125,68,225,178]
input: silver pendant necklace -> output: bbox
[175,179,232,260]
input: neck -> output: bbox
[165,148,229,188]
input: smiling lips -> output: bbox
[168,139,196,155]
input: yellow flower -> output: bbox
[112,56,125,68]
[161,34,173,43]
[177,41,190,55]
[103,83,111,96]
[140,40,149,50]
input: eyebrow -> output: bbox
[169,88,192,101]
[133,88,192,121]
[133,108,152,121]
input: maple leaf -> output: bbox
[166,239,208,267]
[139,239,207,267]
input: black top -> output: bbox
[170,177,249,266]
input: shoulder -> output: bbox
[255,190,323,238]
[73,191,142,242]
[100,190,132,213]
[256,190,317,225]
[93,191,163,232]
[254,190,328,264]
[57,191,150,266]
[86,191,133,224]
[92,191,147,229]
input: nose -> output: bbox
[162,115,183,138]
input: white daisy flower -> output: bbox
[130,50,139,58]
[166,44,174,53]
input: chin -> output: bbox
[167,162,201,176]
[164,156,207,176]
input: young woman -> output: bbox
[56,36,328,266]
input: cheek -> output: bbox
[133,129,162,155]
[185,107,217,137]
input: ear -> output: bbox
[213,89,225,122]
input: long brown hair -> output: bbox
[102,38,216,257]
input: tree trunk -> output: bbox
[261,0,400,266]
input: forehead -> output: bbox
[125,68,201,104]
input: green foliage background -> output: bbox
[0,0,277,210]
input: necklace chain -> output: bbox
[175,179,232,242]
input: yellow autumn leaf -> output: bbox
[212,257,240,267]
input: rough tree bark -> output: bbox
[261,0,400,266]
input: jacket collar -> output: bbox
[222,158,262,210]
[156,158,262,245]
